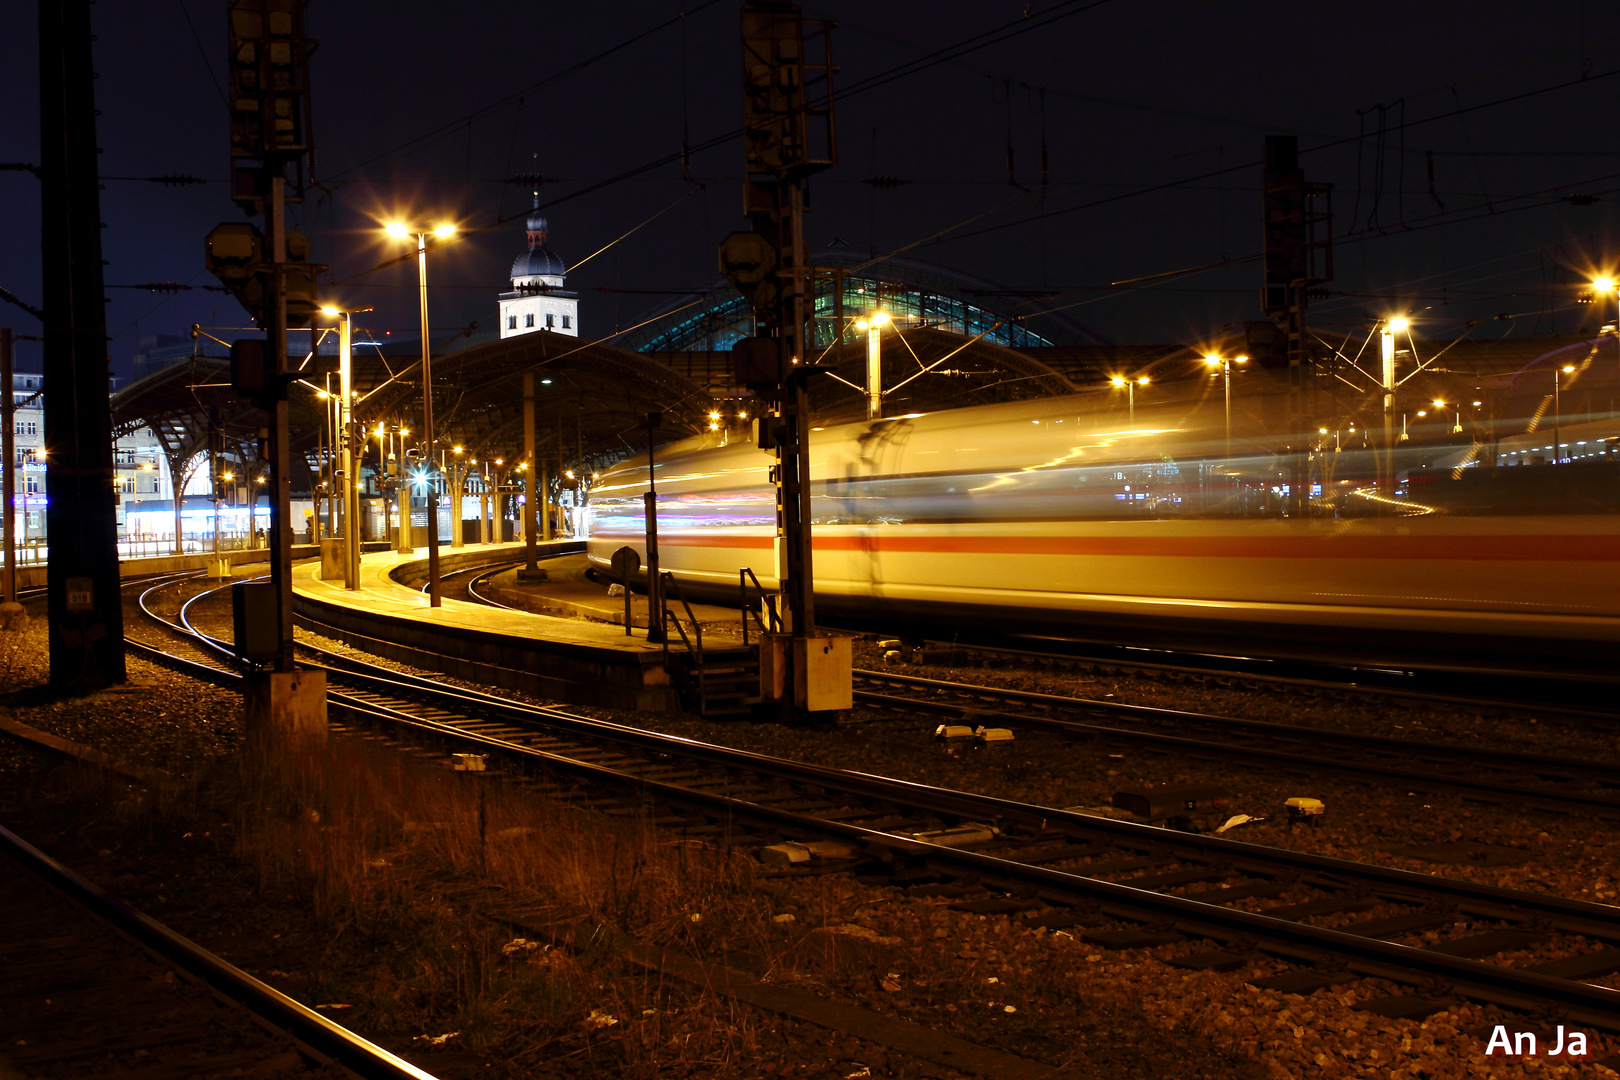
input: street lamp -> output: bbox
[853,311,891,420]
[1203,354,1247,460]
[1553,363,1577,463]
[319,304,372,590]
[386,220,456,607]
[1378,317,1410,492]
[1110,374,1150,422]
[1593,277,1619,393]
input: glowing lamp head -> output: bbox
[1203,354,1221,366]
[1388,317,1410,332]
[384,222,409,239]
[320,305,340,317]
[1595,276,1617,293]
[870,311,890,326]
[1432,399,1446,408]
[433,224,456,238]
[1563,364,1577,373]
[1234,355,1248,364]
[453,446,463,454]
[1110,376,1126,387]
[1137,375,1150,385]
[854,319,869,331]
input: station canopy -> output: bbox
[110,253,1119,476]
[109,326,716,484]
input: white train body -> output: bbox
[586,391,1620,656]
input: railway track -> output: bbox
[419,558,523,604]
[119,588,1620,1036]
[883,633,1620,723]
[0,823,436,1079]
[852,669,1620,819]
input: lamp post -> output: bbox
[320,305,370,589]
[1593,277,1619,400]
[1110,374,1150,422]
[387,221,456,607]
[1553,363,1576,463]
[1202,354,1247,460]
[855,310,890,420]
[1379,317,1408,493]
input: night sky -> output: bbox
[3,1,1619,378]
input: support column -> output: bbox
[519,373,542,579]
[40,0,124,687]
[1,327,14,605]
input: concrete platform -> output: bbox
[290,541,686,712]
[477,553,750,636]
[14,545,322,591]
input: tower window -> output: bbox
[545,313,555,329]
[561,314,572,329]
[507,315,517,330]
[525,313,535,328]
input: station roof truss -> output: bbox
[620,251,1104,355]
[110,329,718,484]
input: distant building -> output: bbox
[499,207,578,339]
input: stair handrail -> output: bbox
[738,566,780,647]
[659,571,706,709]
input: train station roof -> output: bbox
[108,327,717,476]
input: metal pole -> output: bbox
[417,234,441,607]
[1,328,14,604]
[1223,360,1232,461]
[40,0,125,685]
[644,413,663,644]
[266,175,295,672]
[396,425,412,553]
[339,312,359,589]
[1380,325,1396,493]
[1553,368,1562,464]
[866,320,881,420]
[523,373,537,571]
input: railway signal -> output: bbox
[213,0,326,748]
[719,3,851,720]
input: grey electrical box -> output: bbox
[232,581,279,663]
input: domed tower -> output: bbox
[499,205,579,339]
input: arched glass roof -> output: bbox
[620,253,1098,354]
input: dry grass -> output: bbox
[51,733,797,1074]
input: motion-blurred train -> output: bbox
[585,368,1620,665]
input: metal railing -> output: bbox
[657,570,706,709]
[738,566,780,647]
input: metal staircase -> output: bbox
[655,571,761,717]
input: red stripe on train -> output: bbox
[592,532,1620,561]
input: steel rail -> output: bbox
[894,634,1620,721]
[293,640,1620,939]
[851,676,1620,818]
[0,823,439,1080]
[125,595,1620,1032]
[268,655,1620,1034]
